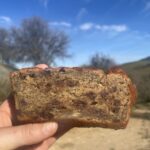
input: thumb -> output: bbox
[0,122,58,150]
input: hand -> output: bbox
[0,64,58,150]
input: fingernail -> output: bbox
[43,122,58,135]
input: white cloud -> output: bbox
[50,21,72,27]
[77,8,88,20]
[60,22,72,27]
[50,21,127,33]
[40,0,49,8]
[111,25,127,32]
[80,22,127,32]
[144,1,150,11]
[79,22,93,30]
[0,16,12,23]
[95,24,127,32]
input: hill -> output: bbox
[121,57,150,103]
[0,64,16,104]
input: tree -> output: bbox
[0,17,69,66]
[84,53,116,71]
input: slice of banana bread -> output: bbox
[10,67,136,129]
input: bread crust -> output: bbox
[108,67,137,105]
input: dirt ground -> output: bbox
[50,109,150,150]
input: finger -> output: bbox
[16,137,56,150]
[0,100,12,127]
[35,64,48,69]
[33,137,56,150]
[30,137,56,150]
[0,122,58,150]
[0,100,12,117]
[0,95,16,126]
[0,111,12,127]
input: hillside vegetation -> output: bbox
[0,64,16,103]
[121,57,150,103]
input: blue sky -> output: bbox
[0,0,150,67]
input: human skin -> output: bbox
[0,64,74,150]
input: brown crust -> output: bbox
[108,67,130,79]
[108,67,137,130]
[128,84,137,105]
[108,67,137,105]
[10,66,104,76]
[15,113,128,129]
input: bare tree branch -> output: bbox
[0,16,69,66]
[83,53,116,71]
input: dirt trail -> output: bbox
[50,109,150,150]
